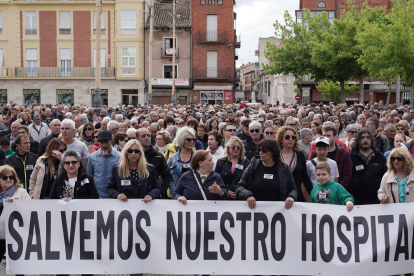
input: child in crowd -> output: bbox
[0,137,14,157]
[311,162,354,211]
[306,136,339,186]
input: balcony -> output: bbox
[197,31,227,43]
[25,29,37,35]
[234,72,240,82]
[15,67,115,78]
[193,67,230,80]
[161,48,179,58]
[234,35,241,48]
[59,29,71,35]
[15,0,115,2]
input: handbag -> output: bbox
[193,171,207,200]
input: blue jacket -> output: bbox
[195,140,203,150]
[106,165,160,199]
[87,148,121,198]
[174,169,229,200]
[167,149,194,198]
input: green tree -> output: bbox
[316,80,359,102]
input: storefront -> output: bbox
[0,89,7,104]
[91,89,108,106]
[23,89,41,105]
[200,91,224,105]
[57,89,74,105]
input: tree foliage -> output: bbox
[317,81,359,102]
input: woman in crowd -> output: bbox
[0,165,29,276]
[88,129,101,154]
[0,116,9,139]
[223,117,231,123]
[175,150,229,203]
[19,112,32,126]
[186,118,204,150]
[107,140,160,202]
[208,117,219,132]
[396,122,412,142]
[79,122,95,147]
[157,119,164,130]
[197,123,209,150]
[340,124,358,148]
[118,123,128,133]
[138,114,147,125]
[276,126,313,202]
[310,121,321,141]
[263,126,276,139]
[236,139,297,209]
[167,126,196,197]
[113,132,129,152]
[207,130,225,169]
[29,138,67,199]
[384,133,408,160]
[379,147,414,204]
[334,117,347,139]
[215,136,250,200]
[49,150,99,200]
[274,117,285,128]
[164,116,175,129]
[154,130,171,155]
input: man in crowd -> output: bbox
[6,121,20,147]
[29,114,50,143]
[37,119,61,157]
[243,121,263,160]
[299,128,313,158]
[237,119,251,141]
[384,124,396,149]
[365,118,391,154]
[222,123,237,147]
[61,119,90,166]
[107,121,120,138]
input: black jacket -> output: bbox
[11,136,38,155]
[144,145,171,198]
[236,159,297,201]
[237,130,250,141]
[37,133,59,157]
[215,157,251,192]
[50,170,99,199]
[243,135,263,160]
[198,134,208,150]
[106,165,160,199]
[348,148,387,205]
[6,152,38,191]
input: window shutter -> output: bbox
[0,12,3,29]
[60,48,71,60]
[59,11,70,29]
[0,49,4,67]
[206,15,217,31]
[26,48,37,61]
[94,11,106,30]
[94,49,105,68]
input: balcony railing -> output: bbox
[25,28,37,35]
[59,29,71,35]
[15,0,115,2]
[197,31,227,43]
[93,29,106,35]
[161,47,179,58]
[193,67,230,80]
[15,67,115,77]
[234,34,241,48]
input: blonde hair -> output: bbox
[0,165,23,192]
[118,139,150,179]
[173,126,196,149]
[387,147,414,175]
[224,136,246,160]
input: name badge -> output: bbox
[264,174,273,179]
[356,165,364,171]
[407,186,414,193]
[81,179,89,186]
[235,164,243,170]
[183,163,190,168]
[26,165,33,170]
[121,180,131,186]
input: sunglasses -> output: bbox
[249,129,261,133]
[258,148,269,153]
[349,131,358,134]
[141,134,151,138]
[226,129,236,132]
[127,149,141,154]
[185,138,197,142]
[93,136,99,139]
[287,124,296,127]
[58,149,65,153]
[275,123,280,125]
[64,161,78,166]
[1,175,15,181]
[284,135,297,140]
[85,127,93,131]
[131,123,137,126]
[188,123,195,126]
[397,128,404,131]
[391,156,404,162]
[230,145,241,150]
[128,137,136,140]
[265,132,274,135]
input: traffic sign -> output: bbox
[295,94,301,101]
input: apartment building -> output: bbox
[191,0,239,105]
[0,0,145,106]
[239,62,255,102]
[144,0,192,106]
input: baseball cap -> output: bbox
[315,136,330,146]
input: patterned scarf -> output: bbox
[93,144,101,152]
[196,170,210,184]
[210,147,218,154]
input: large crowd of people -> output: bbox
[0,99,413,270]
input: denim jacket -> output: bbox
[87,148,121,198]
[167,149,194,198]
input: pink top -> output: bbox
[231,167,236,174]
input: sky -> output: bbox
[234,0,298,68]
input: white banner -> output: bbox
[152,78,189,86]
[4,200,414,275]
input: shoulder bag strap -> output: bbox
[311,159,317,167]
[192,171,207,200]
[390,182,397,203]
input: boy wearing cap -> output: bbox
[306,136,339,187]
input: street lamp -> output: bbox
[144,0,154,106]
[93,0,103,114]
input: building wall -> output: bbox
[301,0,391,17]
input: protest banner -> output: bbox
[4,200,414,275]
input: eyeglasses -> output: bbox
[64,161,78,166]
[226,129,236,132]
[131,123,137,126]
[58,149,65,153]
[287,124,296,127]
[230,145,241,150]
[397,128,404,131]
[141,134,151,138]
[127,149,141,154]
[123,139,129,142]
[249,129,261,133]
[128,137,136,140]
[1,175,15,181]
[85,127,93,131]
[275,123,280,125]
[349,131,358,134]
[265,132,274,135]
[188,123,195,126]
[391,156,404,162]
[93,136,99,140]
[185,138,197,142]
[284,135,297,140]
[258,148,269,153]
[61,128,71,131]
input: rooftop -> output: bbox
[146,1,191,29]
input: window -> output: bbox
[201,0,205,4]
[94,11,106,35]
[328,11,335,23]
[164,37,177,55]
[25,12,36,35]
[0,12,3,34]
[208,0,215,4]
[206,15,218,41]
[93,49,106,76]
[26,48,37,77]
[163,65,177,79]
[218,0,222,4]
[122,47,136,75]
[121,10,136,34]
[207,51,218,78]
[0,49,3,76]
[60,49,71,76]
[59,11,71,35]
[317,1,326,8]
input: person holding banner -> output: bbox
[49,150,99,201]
[215,136,250,200]
[174,149,229,204]
[378,147,414,203]
[107,139,160,202]
[236,138,297,210]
